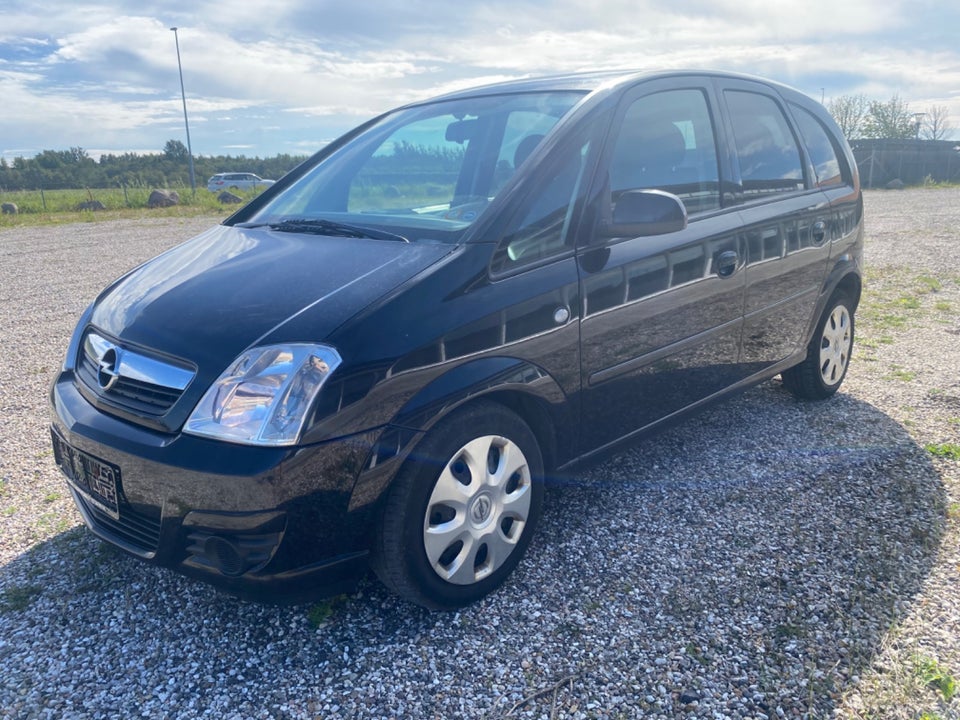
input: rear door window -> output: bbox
[725,91,805,197]
[790,104,846,187]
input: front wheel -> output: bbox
[782,292,855,400]
[370,401,544,609]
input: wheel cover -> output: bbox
[423,435,532,585]
[819,304,852,386]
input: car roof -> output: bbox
[422,69,803,103]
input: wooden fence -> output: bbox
[851,139,960,188]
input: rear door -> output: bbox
[576,77,748,454]
[717,79,833,373]
[787,101,864,275]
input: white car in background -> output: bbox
[206,173,276,192]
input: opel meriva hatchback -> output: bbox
[50,70,863,608]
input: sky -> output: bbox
[1,0,958,163]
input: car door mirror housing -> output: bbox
[600,189,688,237]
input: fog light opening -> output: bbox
[204,536,245,577]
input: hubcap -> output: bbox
[423,435,532,585]
[819,304,851,386]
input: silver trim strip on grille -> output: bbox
[84,332,195,391]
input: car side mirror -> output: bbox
[599,189,688,237]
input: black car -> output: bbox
[50,70,863,609]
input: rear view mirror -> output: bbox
[445,119,478,144]
[600,189,688,237]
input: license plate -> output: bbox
[51,428,121,519]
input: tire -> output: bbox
[781,292,855,400]
[370,401,544,609]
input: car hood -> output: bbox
[90,224,453,372]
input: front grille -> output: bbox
[78,352,182,414]
[76,331,195,417]
[81,495,163,553]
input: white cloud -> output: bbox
[1,0,958,161]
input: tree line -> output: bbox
[0,140,310,192]
[1,98,953,193]
[827,95,952,141]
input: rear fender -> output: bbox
[802,254,862,351]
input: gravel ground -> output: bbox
[1,190,958,719]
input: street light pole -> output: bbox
[170,27,196,195]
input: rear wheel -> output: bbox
[371,401,544,609]
[782,292,854,400]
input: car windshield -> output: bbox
[242,91,585,242]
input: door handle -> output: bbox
[715,250,739,278]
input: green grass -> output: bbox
[896,295,922,309]
[856,268,959,394]
[306,594,349,628]
[684,642,708,666]
[868,313,909,331]
[885,366,917,382]
[0,186,245,229]
[774,622,806,639]
[915,655,957,702]
[0,584,43,613]
[916,275,943,293]
[925,443,960,460]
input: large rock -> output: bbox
[1,202,17,215]
[148,189,181,208]
[76,200,106,211]
[218,191,244,204]
[885,178,905,190]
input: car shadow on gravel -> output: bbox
[0,382,948,719]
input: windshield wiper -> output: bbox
[238,218,408,243]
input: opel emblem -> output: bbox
[470,495,492,524]
[97,347,121,391]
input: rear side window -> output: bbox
[790,104,845,187]
[726,91,804,196]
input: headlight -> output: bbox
[184,344,341,446]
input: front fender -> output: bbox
[346,356,574,514]
[392,357,567,429]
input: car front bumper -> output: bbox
[49,372,379,602]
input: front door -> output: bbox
[577,80,748,455]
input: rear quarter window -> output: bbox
[790,104,846,188]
